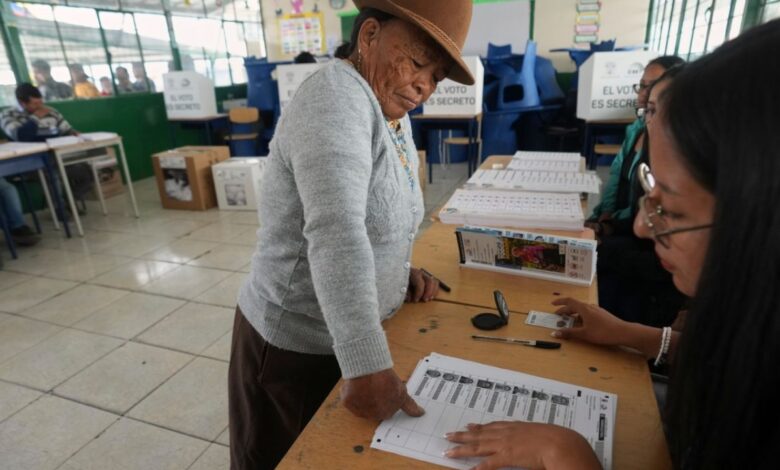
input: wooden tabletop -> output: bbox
[412,113,482,120]
[278,301,671,470]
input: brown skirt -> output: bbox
[228,306,341,470]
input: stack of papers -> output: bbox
[465,168,601,194]
[80,132,118,142]
[46,132,118,148]
[439,189,584,231]
[372,353,617,469]
[508,151,584,172]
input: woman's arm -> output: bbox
[551,298,680,362]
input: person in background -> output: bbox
[69,64,100,99]
[445,19,780,470]
[293,51,317,63]
[229,1,475,468]
[131,62,156,92]
[114,67,134,94]
[99,76,113,96]
[31,59,72,101]
[333,42,351,59]
[1,83,76,142]
[588,55,687,328]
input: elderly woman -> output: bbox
[229,1,475,468]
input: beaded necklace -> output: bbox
[386,119,415,190]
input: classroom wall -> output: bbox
[535,0,651,72]
[260,0,355,61]
[259,0,650,71]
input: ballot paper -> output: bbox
[465,168,601,194]
[372,353,617,469]
[525,310,575,330]
[508,151,584,172]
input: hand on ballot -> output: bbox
[406,267,440,303]
[444,421,601,470]
[341,368,425,421]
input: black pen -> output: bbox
[472,335,561,349]
[421,268,451,292]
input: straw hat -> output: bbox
[353,0,475,85]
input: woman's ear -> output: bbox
[357,18,382,52]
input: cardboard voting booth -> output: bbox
[162,72,218,119]
[423,56,484,115]
[213,157,267,211]
[276,63,323,112]
[576,50,658,121]
[152,146,229,210]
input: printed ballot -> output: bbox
[526,310,575,330]
[372,353,617,469]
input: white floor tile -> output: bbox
[193,272,246,308]
[59,418,209,470]
[141,238,219,264]
[0,271,32,291]
[0,395,117,470]
[0,381,42,422]
[22,284,128,326]
[89,259,181,290]
[142,265,231,300]
[44,253,132,282]
[0,316,63,364]
[202,330,232,362]
[0,277,77,313]
[74,292,186,340]
[55,342,193,414]
[128,357,228,441]
[187,244,255,271]
[182,222,255,243]
[0,328,123,390]
[137,302,233,355]
[189,443,230,470]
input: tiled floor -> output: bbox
[0,162,471,470]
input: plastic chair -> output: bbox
[535,57,565,104]
[496,41,540,110]
[487,43,512,59]
[225,107,260,156]
[480,110,523,159]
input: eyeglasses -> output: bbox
[637,163,713,249]
[632,80,656,93]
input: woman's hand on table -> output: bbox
[549,297,630,346]
[406,267,440,302]
[341,368,425,421]
[444,421,601,470]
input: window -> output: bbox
[2,0,264,100]
[647,0,748,60]
[762,0,780,21]
[0,35,16,107]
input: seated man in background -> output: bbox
[131,62,156,92]
[115,66,134,94]
[31,59,72,101]
[0,83,76,142]
[69,64,100,99]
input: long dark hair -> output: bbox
[335,8,395,59]
[660,19,780,468]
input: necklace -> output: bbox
[386,119,415,190]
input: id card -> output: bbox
[525,310,574,330]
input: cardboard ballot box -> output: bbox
[213,157,267,211]
[423,56,484,115]
[576,50,659,121]
[152,146,229,211]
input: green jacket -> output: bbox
[590,118,645,221]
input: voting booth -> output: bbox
[423,56,484,115]
[276,63,323,112]
[212,157,267,211]
[576,50,658,121]
[162,71,218,119]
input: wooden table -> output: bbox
[279,301,670,470]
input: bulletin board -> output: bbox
[279,12,326,56]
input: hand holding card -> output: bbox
[525,310,574,330]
